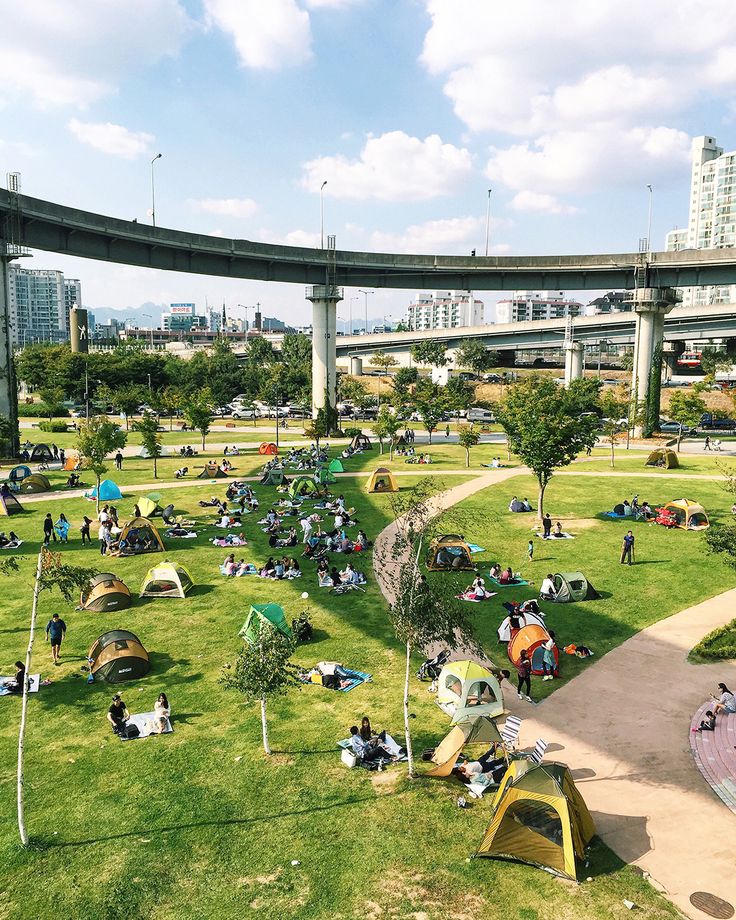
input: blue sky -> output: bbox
[3,0,736,326]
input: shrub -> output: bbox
[689,618,736,661]
[17,403,69,418]
[343,426,362,438]
[38,420,70,433]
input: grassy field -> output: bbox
[0,448,718,919]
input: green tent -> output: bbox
[316,467,336,485]
[328,458,344,473]
[262,468,289,486]
[550,572,600,603]
[288,475,318,498]
[239,603,293,644]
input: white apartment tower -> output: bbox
[7,267,80,346]
[406,290,484,330]
[665,135,736,306]
[495,291,582,324]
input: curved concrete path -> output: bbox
[374,470,736,920]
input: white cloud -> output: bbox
[191,198,258,218]
[510,191,578,215]
[370,216,484,254]
[259,228,321,247]
[67,119,154,159]
[0,0,192,108]
[204,0,311,69]
[303,0,364,7]
[301,131,473,201]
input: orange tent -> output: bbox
[508,624,558,676]
[259,442,278,455]
[63,450,81,471]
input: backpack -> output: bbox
[122,723,140,740]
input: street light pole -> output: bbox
[320,180,327,249]
[359,289,373,335]
[141,313,154,349]
[150,153,162,227]
[484,188,492,256]
[349,296,359,336]
[646,184,653,253]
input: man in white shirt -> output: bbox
[539,574,556,600]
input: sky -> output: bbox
[2,0,736,327]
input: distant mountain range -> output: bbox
[86,302,165,325]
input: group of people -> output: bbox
[347,718,403,766]
[489,563,524,585]
[693,683,736,732]
[107,692,170,736]
[317,558,366,587]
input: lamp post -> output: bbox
[320,180,327,249]
[349,295,359,335]
[236,303,255,335]
[359,289,373,335]
[646,184,653,253]
[150,153,162,227]
[141,313,154,349]
[484,188,492,257]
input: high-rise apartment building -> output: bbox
[665,135,736,305]
[406,290,484,330]
[7,266,80,345]
[495,291,582,324]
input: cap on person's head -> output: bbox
[52,613,60,619]
[112,693,121,701]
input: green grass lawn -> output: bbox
[0,453,702,919]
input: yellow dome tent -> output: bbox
[140,561,194,598]
[436,660,504,724]
[80,573,132,612]
[645,447,678,469]
[18,473,51,494]
[661,498,710,530]
[366,467,398,493]
[426,715,504,778]
[116,517,165,555]
[426,534,475,571]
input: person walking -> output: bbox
[445,424,450,438]
[620,530,635,565]
[42,512,56,545]
[45,613,67,665]
[516,649,533,702]
[527,539,534,563]
[704,435,711,451]
[80,516,93,545]
[115,450,123,471]
[542,631,557,681]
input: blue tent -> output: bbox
[87,479,123,501]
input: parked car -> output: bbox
[659,422,691,434]
[352,408,378,420]
[288,407,310,419]
[231,406,259,420]
[482,373,504,384]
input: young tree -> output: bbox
[391,366,418,408]
[38,386,65,422]
[668,388,707,451]
[110,383,147,430]
[599,387,629,468]
[183,388,215,450]
[221,625,300,754]
[247,336,276,365]
[75,415,127,511]
[454,340,498,375]
[411,341,447,368]
[160,385,184,430]
[133,413,163,478]
[496,376,599,518]
[414,381,446,444]
[443,376,475,417]
[303,408,329,449]
[374,407,401,458]
[457,424,480,467]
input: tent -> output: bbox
[476,760,596,881]
[316,467,336,485]
[426,534,475,572]
[498,608,546,643]
[87,479,123,502]
[7,465,31,485]
[137,495,160,518]
[427,715,504,777]
[80,573,132,612]
[63,450,81,471]
[239,603,293,644]
[549,572,600,604]
[117,517,165,555]
[261,468,289,487]
[0,491,23,515]
[366,467,398,493]
[139,445,168,458]
[436,660,504,724]
[328,458,344,473]
[508,624,558,676]
[88,629,150,683]
[30,443,54,463]
[660,498,710,530]
[259,442,279,455]
[198,463,227,479]
[350,433,371,451]
[645,447,678,469]
[18,472,51,494]
[140,561,194,598]
[289,475,319,498]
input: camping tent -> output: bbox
[0,491,23,515]
[508,624,558,676]
[436,660,504,724]
[88,629,150,683]
[476,760,596,881]
[328,458,344,473]
[549,572,600,604]
[198,463,227,479]
[137,495,160,518]
[239,603,293,644]
[63,450,81,471]
[87,479,123,502]
[261,468,289,486]
[30,443,54,462]
[117,517,165,555]
[350,433,371,451]
[426,534,475,572]
[18,473,51,494]
[289,475,319,498]
[258,442,278,455]
[140,561,194,598]
[7,465,31,486]
[645,447,678,469]
[316,467,336,485]
[80,573,132,612]
[366,467,398,493]
[138,445,168,458]
[660,498,710,530]
[498,608,546,643]
[427,715,504,777]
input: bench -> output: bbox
[689,701,736,814]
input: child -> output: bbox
[527,539,534,562]
[693,710,716,733]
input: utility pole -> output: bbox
[484,188,492,256]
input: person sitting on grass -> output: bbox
[107,693,130,735]
[149,693,170,734]
[489,562,502,580]
[260,557,276,578]
[693,710,717,733]
[499,567,519,585]
[348,725,396,764]
[466,574,492,600]
[222,553,237,576]
[2,661,26,694]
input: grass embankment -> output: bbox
[690,620,736,662]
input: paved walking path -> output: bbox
[374,470,736,920]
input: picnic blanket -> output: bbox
[303,669,372,692]
[456,591,497,602]
[338,733,405,758]
[119,711,173,740]
[489,575,530,587]
[467,543,485,554]
[0,540,23,550]
[535,531,575,540]
[0,674,40,697]
[166,530,198,538]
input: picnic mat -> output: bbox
[303,670,372,692]
[467,543,485,554]
[0,674,40,697]
[456,592,497,602]
[535,532,575,539]
[0,540,23,549]
[489,576,530,587]
[338,732,405,757]
[120,711,173,740]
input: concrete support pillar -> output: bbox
[306,284,343,418]
[563,340,584,387]
[70,306,89,353]
[0,251,19,455]
[628,287,679,435]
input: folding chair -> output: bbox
[500,715,522,752]
[528,738,548,765]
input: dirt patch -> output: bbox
[365,868,486,920]
[267,754,295,767]
[371,769,402,794]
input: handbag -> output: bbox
[341,749,357,768]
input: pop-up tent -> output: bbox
[30,443,54,463]
[426,534,475,572]
[117,517,165,555]
[427,715,504,777]
[350,433,371,451]
[88,629,150,683]
[660,498,710,530]
[498,608,546,642]
[86,479,123,502]
[261,468,289,486]
[476,760,596,881]
[328,458,344,473]
[316,467,336,485]
[549,572,600,603]
[0,491,23,515]
[645,447,678,469]
[7,465,31,486]
[366,467,398,493]
[508,624,558,676]
[198,463,227,479]
[18,472,51,493]
[63,450,81,471]
[239,603,293,644]
[80,573,132,612]
[139,445,169,458]
[289,475,319,498]
[259,442,278,455]
[137,495,160,518]
[436,660,504,724]
[140,561,194,598]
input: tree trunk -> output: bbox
[201,431,206,451]
[18,550,44,846]
[379,438,384,455]
[96,473,101,513]
[260,696,271,754]
[676,428,683,452]
[536,479,547,520]
[610,438,615,468]
[403,638,414,777]
[465,447,470,467]
[389,440,394,461]
[153,454,158,479]
[428,429,433,444]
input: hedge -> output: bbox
[38,421,71,433]
[17,404,69,418]
[689,618,736,661]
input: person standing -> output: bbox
[620,530,635,566]
[99,521,110,556]
[516,649,533,702]
[42,513,56,545]
[55,513,70,543]
[542,513,552,539]
[542,631,557,681]
[80,515,93,545]
[445,424,450,438]
[107,693,130,734]
[527,539,534,563]
[115,450,123,471]
[45,613,67,665]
